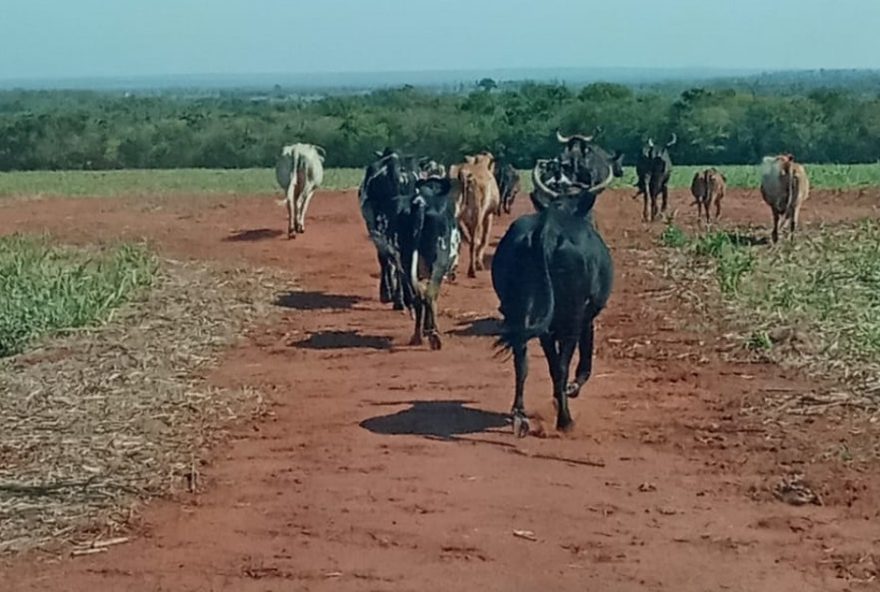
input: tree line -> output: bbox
[1,82,878,172]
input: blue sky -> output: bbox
[2,0,878,79]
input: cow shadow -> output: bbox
[450,317,501,337]
[360,400,510,440]
[294,330,392,350]
[223,228,284,242]
[274,291,363,311]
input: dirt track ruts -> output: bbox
[2,187,880,591]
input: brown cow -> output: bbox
[760,154,810,243]
[454,151,500,278]
[690,167,727,223]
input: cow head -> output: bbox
[555,128,622,190]
[530,163,598,219]
[365,149,414,197]
[473,151,496,173]
[641,134,677,161]
[415,176,452,199]
[418,158,447,180]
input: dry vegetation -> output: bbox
[659,221,880,408]
[0,257,290,554]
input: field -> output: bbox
[4,163,880,198]
[2,174,880,590]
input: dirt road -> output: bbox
[2,188,879,591]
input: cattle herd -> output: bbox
[275,133,812,437]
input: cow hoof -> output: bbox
[287,231,296,239]
[556,418,575,433]
[565,382,582,398]
[392,301,405,311]
[427,333,442,351]
[409,335,423,347]
[513,414,530,439]
[467,270,476,279]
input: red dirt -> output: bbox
[2,188,879,591]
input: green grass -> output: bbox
[0,235,156,357]
[0,168,366,198]
[662,221,880,383]
[2,163,880,198]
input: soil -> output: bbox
[2,187,879,591]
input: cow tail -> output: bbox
[409,195,428,291]
[785,164,795,219]
[494,229,555,353]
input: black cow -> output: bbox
[397,177,460,350]
[634,134,677,222]
[555,130,625,193]
[492,164,613,437]
[494,162,521,214]
[359,148,419,310]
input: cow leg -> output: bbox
[566,317,595,399]
[714,196,722,221]
[661,184,669,214]
[642,194,649,222]
[378,253,393,304]
[553,337,578,432]
[286,199,296,239]
[539,335,561,389]
[425,294,442,351]
[467,225,478,278]
[296,184,316,233]
[397,268,414,314]
[511,342,529,438]
[789,204,800,239]
[771,210,781,244]
[476,213,493,271]
[409,296,424,346]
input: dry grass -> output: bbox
[0,258,289,555]
[657,220,880,411]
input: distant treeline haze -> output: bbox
[1,83,878,171]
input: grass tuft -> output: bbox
[0,235,156,357]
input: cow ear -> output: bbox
[612,150,624,165]
[374,150,384,158]
[464,155,476,164]
[574,189,597,217]
[529,190,551,212]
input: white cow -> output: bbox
[760,154,810,243]
[275,143,326,239]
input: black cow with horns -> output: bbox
[491,162,614,437]
[555,129,625,193]
[634,134,677,222]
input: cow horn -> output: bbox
[556,130,594,144]
[587,164,614,194]
[531,162,561,198]
[647,138,655,148]
[315,145,327,157]
[666,133,678,147]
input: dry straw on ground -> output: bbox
[0,258,288,554]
